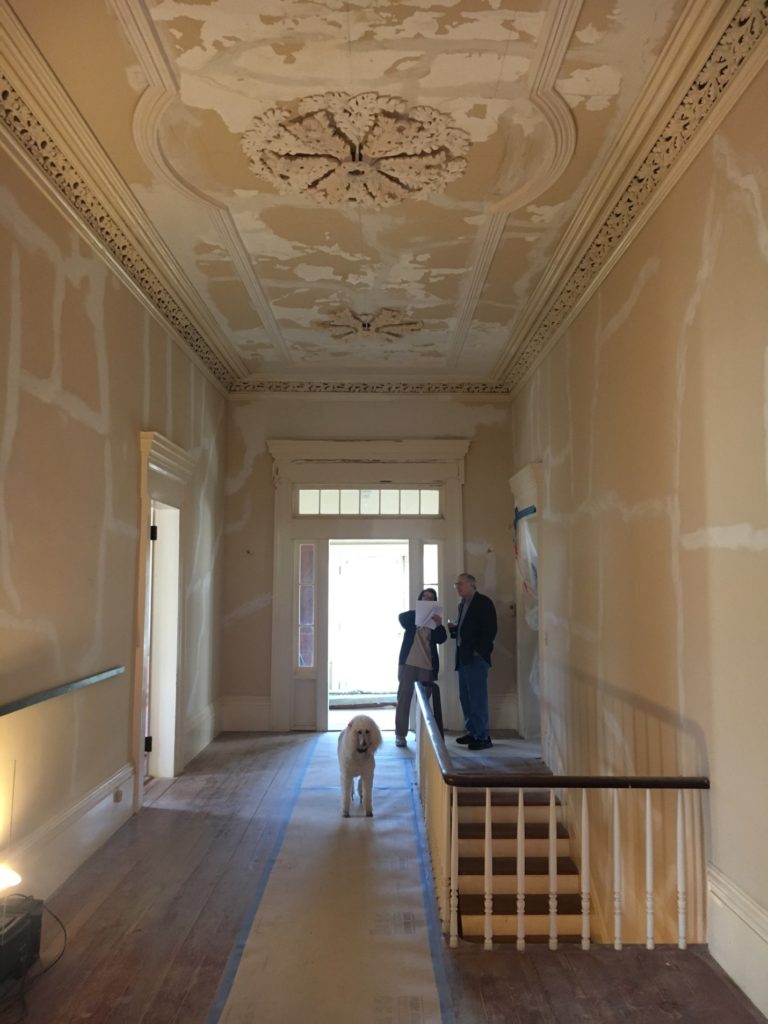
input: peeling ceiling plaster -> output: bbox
[2,0,760,392]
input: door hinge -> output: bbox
[144,735,153,753]
[149,524,158,541]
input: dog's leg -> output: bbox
[363,768,374,817]
[341,770,351,817]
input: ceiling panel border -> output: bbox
[1,0,766,396]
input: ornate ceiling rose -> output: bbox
[241,91,470,208]
[316,307,423,339]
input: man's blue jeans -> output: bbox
[458,654,490,739]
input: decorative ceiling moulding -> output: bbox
[503,0,768,393]
[316,308,423,341]
[130,85,290,363]
[446,0,580,368]
[228,380,510,396]
[241,91,471,209]
[0,74,233,390]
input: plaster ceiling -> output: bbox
[2,0,765,393]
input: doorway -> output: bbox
[327,540,409,711]
[145,501,181,781]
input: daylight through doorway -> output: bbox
[328,539,408,708]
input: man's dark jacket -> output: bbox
[451,593,497,669]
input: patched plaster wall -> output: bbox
[221,395,518,726]
[511,60,768,993]
[0,144,227,880]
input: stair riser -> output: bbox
[459,806,553,825]
[461,913,583,937]
[459,838,570,857]
[459,876,580,895]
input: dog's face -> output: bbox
[340,715,382,757]
[354,726,374,753]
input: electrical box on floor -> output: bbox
[0,897,43,983]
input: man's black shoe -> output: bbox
[467,737,493,751]
[455,733,473,745]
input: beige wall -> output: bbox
[221,396,517,723]
[0,145,226,881]
[511,62,768,980]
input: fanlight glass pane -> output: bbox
[320,489,340,514]
[340,489,360,514]
[380,489,399,514]
[298,489,319,515]
[360,489,380,514]
[400,489,420,515]
[420,489,440,515]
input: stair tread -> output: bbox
[458,856,578,875]
[459,822,569,839]
[460,892,583,914]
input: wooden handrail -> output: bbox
[0,666,125,718]
[414,683,709,790]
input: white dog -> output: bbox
[337,714,383,817]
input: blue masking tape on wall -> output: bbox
[514,504,536,525]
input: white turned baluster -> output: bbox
[612,788,622,950]
[516,787,526,951]
[580,788,590,950]
[484,787,493,950]
[450,786,459,948]
[645,789,655,949]
[677,789,687,950]
[548,789,558,950]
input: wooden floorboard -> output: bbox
[0,732,764,1024]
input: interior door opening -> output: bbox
[327,540,409,712]
[145,501,181,785]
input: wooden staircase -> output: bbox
[457,789,583,943]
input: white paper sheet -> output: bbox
[414,600,443,628]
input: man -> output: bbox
[449,573,497,750]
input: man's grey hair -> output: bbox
[458,572,477,587]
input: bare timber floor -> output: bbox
[0,732,764,1024]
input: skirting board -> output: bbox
[218,695,271,732]
[489,692,519,732]
[183,701,217,763]
[708,862,768,1018]
[8,763,134,901]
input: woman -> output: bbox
[395,588,447,746]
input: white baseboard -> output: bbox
[218,695,271,732]
[489,693,519,732]
[708,863,768,1017]
[9,764,134,901]
[183,701,217,762]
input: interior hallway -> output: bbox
[1,731,763,1024]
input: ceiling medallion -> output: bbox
[241,91,470,208]
[316,308,423,340]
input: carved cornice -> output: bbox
[230,380,510,396]
[0,72,235,387]
[504,0,768,391]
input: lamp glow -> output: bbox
[0,865,21,892]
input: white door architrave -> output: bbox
[267,440,470,732]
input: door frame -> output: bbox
[132,432,194,810]
[267,440,470,732]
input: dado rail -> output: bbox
[413,684,710,952]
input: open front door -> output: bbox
[291,539,329,731]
